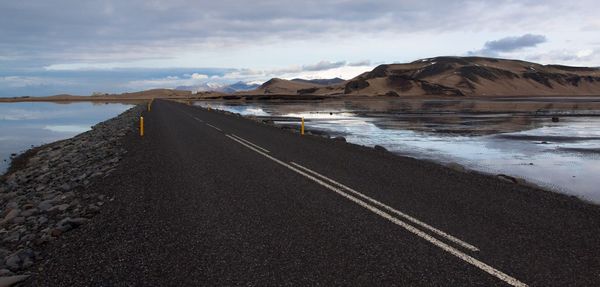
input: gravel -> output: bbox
[0,105,143,277]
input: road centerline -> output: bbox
[225,134,527,287]
[206,123,223,132]
[290,162,479,252]
[230,134,270,153]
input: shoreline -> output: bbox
[0,105,143,282]
[205,104,600,206]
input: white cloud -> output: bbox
[216,60,374,82]
[190,73,208,80]
[525,49,600,65]
[122,59,374,90]
[0,76,72,88]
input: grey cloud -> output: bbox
[525,48,599,63]
[302,61,346,71]
[484,34,547,52]
[348,60,371,66]
[0,0,584,67]
[469,34,547,56]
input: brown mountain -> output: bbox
[341,57,600,97]
[291,77,346,86]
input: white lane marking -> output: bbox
[193,117,204,123]
[290,162,479,253]
[226,135,527,287]
[206,123,222,132]
[230,134,270,153]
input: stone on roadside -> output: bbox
[20,208,38,217]
[5,249,34,271]
[0,268,13,276]
[58,217,88,228]
[38,200,54,211]
[1,209,20,225]
[48,204,70,212]
[0,275,29,286]
[374,145,388,152]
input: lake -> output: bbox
[194,98,600,204]
[0,102,133,173]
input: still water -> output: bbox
[0,102,133,173]
[195,99,600,203]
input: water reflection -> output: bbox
[0,102,133,174]
[195,99,600,203]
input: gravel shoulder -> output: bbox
[0,105,143,284]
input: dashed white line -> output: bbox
[226,134,527,287]
[290,162,479,252]
[206,123,222,132]
[193,117,204,123]
[230,134,270,153]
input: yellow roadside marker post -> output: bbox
[140,116,144,137]
[301,117,305,135]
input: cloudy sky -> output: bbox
[1,0,599,96]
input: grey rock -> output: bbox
[20,233,35,243]
[4,249,33,271]
[0,275,29,286]
[37,216,48,225]
[48,204,70,212]
[497,174,518,184]
[0,268,13,276]
[5,202,18,210]
[20,208,38,217]
[12,217,25,224]
[4,256,20,270]
[58,217,88,228]
[38,200,54,211]
[0,192,17,200]
[59,183,71,191]
[374,145,388,152]
[1,209,20,225]
[2,233,20,244]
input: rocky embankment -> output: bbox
[0,105,143,283]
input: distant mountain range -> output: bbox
[176,78,345,94]
[236,57,600,97]
[175,81,260,93]
[5,57,599,102]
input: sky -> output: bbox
[1,0,599,96]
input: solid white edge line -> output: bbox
[289,162,479,252]
[230,134,270,153]
[225,134,527,287]
[206,123,222,132]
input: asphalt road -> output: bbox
[27,100,600,286]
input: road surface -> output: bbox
[28,100,600,286]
